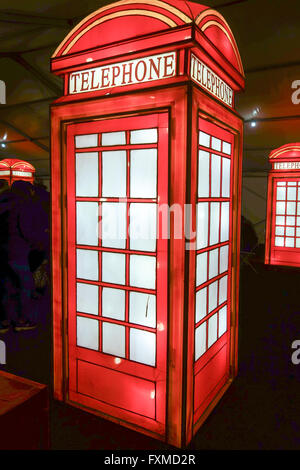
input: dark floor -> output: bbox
[1,254,300,450]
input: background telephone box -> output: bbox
[50,0,244,448]
[265,143,300,267]
[0,158,35,185]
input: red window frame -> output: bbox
[65,111,169,435]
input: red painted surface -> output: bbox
[50,0,244,448]
[0,158,35,185]
[265,144,300,267]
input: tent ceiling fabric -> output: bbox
[0,0,299,180]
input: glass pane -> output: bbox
[102,322,125,358]
[286,216,295,225]
[199,131,210,147]
[276,216,285,225]
[102,151,127,197]
[195,322,206,360]
[76,152,98,197]
[287,202,296,215]
[297,227,300,237]
[130,128,158,144]
[102,252,125,285]
[276,187,286,200]
[275,226,284,236]
[285,237,295,247]
[209,248,219,280]
[220,245,229,274]
[196,252,208,286]
[220,202,230,242]
[218,306,227,338]
[76,249,99,281]
[129,292,156,328]
[276,202,285,215]
[130,328,156,366]
[102,131,126,146]
[208,281,218,313]
[208,313,218,348]
[129,255,156,289]
[222,158,231,198]
[222,141,231,155]
[197,203,209,249]
[77,316,99,350]
[102,287,125,321]
[129,203,157,252]
[298,203,300,215]
[195,288,207,323]
[101,202,126,249]
[76,202,99,246]
[286,227,295,236]
[219,275,228,305]
[130,149,157,198]
[75,134,98,148]
[277,182,286,186]
[287,187,297,200]
[211,137,221,152]
[297,217,300,226]
[275,237,284,247]
[198,150,210,198]
[77,283,99,315]
[211,154,221,197]
[209,202,220,246]
[296,238,300,248]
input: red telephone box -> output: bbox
[50,0,244,447]
[265,143,300,267]
[0,158,35,186]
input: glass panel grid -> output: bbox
[195,123,232,362]
[274,180,300,248]
[75,126,160,366]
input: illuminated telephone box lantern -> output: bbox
[265,144,300,267]
[50,0,244,447]
[0,158,35,185]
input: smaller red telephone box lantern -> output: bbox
[265,144,300,267]
[0,158,35,186]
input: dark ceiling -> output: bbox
[0,0,299,184]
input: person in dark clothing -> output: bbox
[3,180,38,331]
[0,179,12,333]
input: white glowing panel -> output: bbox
[219,275,228,305]
[218,306,227,337]
[101,202,126,249]
[208,313,218,348]
[209,248,219,280]
[130,149,157,198]
[77,316,99,350]
[276,202,285,215]
[198,151,210,198]
[76,152,98,197]
[287,187,297,200]
[222,158,231,198]
[130,255,156,289]
[197,203,209,249]
[220,202,230,242]
[276,187,286,200]
[130,328,156,366]
[199,131,210,148]
[275,226,284,236]
[77,283,99,315]
[222,141,231,155]
[208,281,218,313]
[220,245,229,274]
[211,137,221,152]
[275,237,284,247]
[195,322,206,361]
[276,216,285,225]
[102,151,127,198]
[130,128,158,144]
[102,131,126,146]
[286,216,295,225]
[209,202,220,246]
[287,202,296,215]
[211,154,221,197]
[286,227,295,236]
[129,203,157,252]
[76,202,99,246]
[196,252,208,286]
[102,322,125,358]
[129,292,156,328]
[195,288,207,323]
[102,287,125,321]
[75,134,98,148]
[286,238,294,247]
[102,252,125,285]
[76,249,99,281]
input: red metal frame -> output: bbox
[50,0,244,448]
[265,144,300,267]
[0,158,35,185]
